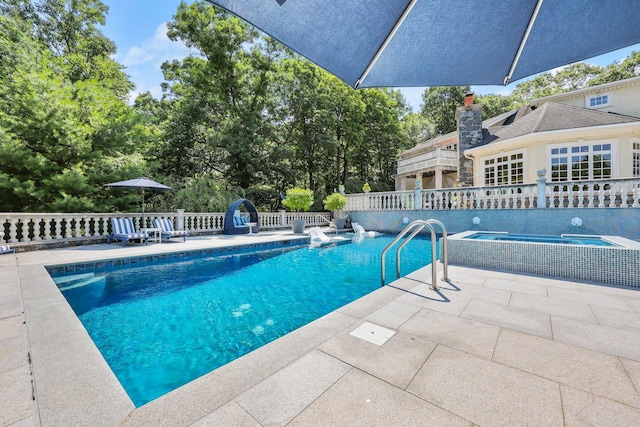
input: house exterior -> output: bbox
[395,76,640,190]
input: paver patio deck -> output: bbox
[2,230,640,426]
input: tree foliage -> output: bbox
[420,86,470,136]
[0,5,148,212]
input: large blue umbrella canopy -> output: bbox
[104,178,173,224]
[205,0,640,88]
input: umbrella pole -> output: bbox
[141,188,145,229]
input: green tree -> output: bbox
[401,112,435,148]
[353,88,407,191]
[160,1,279,199]
[2,0,133,99]
[511,63,602,105]
[475,93,519,120]
[0,14,150,212]
[277,58,337,194]
[589,51,640,86]
[420,86,470,136]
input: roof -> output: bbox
[481,102,640,145]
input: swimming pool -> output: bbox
[448,231,640,287]
[464,232,620,246]
[48,235,437,406]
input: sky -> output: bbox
[101,0,640,109]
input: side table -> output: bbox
[141,227,162,243]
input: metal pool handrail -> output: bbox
[314,214,338,234]
[380,219,449,289]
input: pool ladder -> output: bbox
[381,219,449,289]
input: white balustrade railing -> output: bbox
[346,178,640,211]
[4,178,638,245]
[547,179,640,208]
[0,211,333,245]
[397,148,457,168]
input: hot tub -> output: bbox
[447,231,640,287]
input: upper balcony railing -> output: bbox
[346,177,640,211]
[396,148,458,175]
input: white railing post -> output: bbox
[537,174,547,209]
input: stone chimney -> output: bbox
[455,92,483,187]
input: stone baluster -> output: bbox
[8,220,17,243]
[633,183,640,208]
[43,217,52,240]
[54,216,62,239]
[31,218,41,241]
[97,217,105,237]
[620,183,628,208]
[568,186,574,208]
[598,185,605,208]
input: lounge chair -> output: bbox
[153,218,188,242]
[352,222,379,238]
[0,245,15,254]
[0,231,13,254]
[309,227,331,243]
[107,218,149,247]
[224,199,259,235]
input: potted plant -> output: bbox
[282,187,314,234]
[363,182,371,193]
[323,192,347,229]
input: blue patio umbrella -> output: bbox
[205,0,640,88]
[104,177,173,225]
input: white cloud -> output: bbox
[122,22,191,67]
[120,22,193,102]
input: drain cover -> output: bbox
[349,322,396,346]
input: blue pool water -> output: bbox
[465,232,617,246]
[50,236,437,406]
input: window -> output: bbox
[484,152,524,186]
[633,140,640,177]
[549,142,613,182]
[586,92,611,109]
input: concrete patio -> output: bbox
[2,230,640,426]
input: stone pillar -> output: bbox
[536,170,547,209]
[176,209,185,230]
[456,93,483,187]
[435,167,443,189]
[399,176,407,191]
[414,175,422,209]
